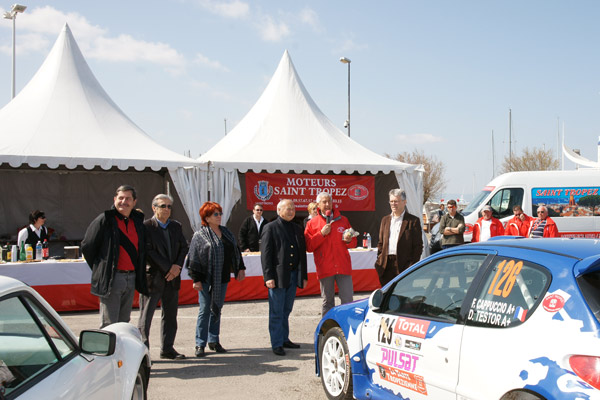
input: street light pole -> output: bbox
[3,4,27,100]
[339,57,351,137]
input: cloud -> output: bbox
[395,133,445,144]
[298,8,321,32]
[257,14,290,42]
[0,6,186,72]
[196,0,250,19]
[193,53,230,72]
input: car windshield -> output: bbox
[462,189,492,216]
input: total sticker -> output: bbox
[543,293,565,312]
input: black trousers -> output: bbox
[137,280,180,352]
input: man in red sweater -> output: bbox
[472,205,504,242]
[504,205,534,237]
[305,192,357,316]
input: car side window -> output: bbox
[383,254,488,323]
[488,188,524,219]
[0,295,76,397]
[466,257,551,328]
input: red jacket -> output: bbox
[504,214,534,237]
[529,217,560,238]
[472,217,504,242]
[304,209,357,279]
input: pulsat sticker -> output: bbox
[543,293,565,312]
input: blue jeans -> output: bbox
[268,271,298,348]
[195,283,228,347]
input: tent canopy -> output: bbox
[0,23,198,171]
[199,50,421,176]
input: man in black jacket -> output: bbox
[137,194,189,360]
[238,203,268,252]
[81,185,148,328]
[260,199,307,356]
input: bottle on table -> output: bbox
[42,239,49,260]
[25,244,33,261]
[366,232,372,249]
[11,245,18,262]
[19,241,26,261]
[36,241,43,260]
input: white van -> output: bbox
[461,169,600,241]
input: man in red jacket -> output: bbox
[529,205,560,238]
[504,205,534,237]
[305,192,357,316]
[472,205,504,242]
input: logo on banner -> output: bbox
[348,184,369,201]
[254,180,274,201]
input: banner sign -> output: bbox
[245,172,375,211]
[531,186,600,217]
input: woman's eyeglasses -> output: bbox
[213,212,223,217]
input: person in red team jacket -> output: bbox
[472,205,504,242]
[504,205,534,237]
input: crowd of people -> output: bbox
[76,183,560,361]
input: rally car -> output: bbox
[314,237,600,399]
[0,276,151,399]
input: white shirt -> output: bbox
[253,215,265,232]
[17,224,46,246]
[480,219,492,242]
[388,211,405,255]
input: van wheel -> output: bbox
[319,327,353,400]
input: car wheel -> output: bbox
[131,364,148,400]
[319,327,353,400]
[501,390,545,400]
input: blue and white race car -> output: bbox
[314,238,600,400]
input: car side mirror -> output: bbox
[369,289,383,311]
[80,330,116,356]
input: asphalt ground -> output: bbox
[60,292,372,400]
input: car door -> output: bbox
[0,293,117,400]
[361,253,491,399]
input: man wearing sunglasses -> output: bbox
[138,194,189,360]
[239,203,269,252]
[505,205,534,237]
[529,205,559,238]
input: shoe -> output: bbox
[283,340,300,349]
[208,342,227,353]
[272,346,286,356]
[160,350,186,360]
[195,346,205,357]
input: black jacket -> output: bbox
[260,217,308,289]
[144,217,189,293]
[238,215,268,251]
[81,208,148,297]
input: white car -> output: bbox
[0,276,151,400]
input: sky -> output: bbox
[1,1,599,203]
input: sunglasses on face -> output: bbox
[255,209,263,212]
[212,212,223,217]
[156,204,172,209]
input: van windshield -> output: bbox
[462,189,492,216]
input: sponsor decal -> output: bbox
[404,340,421,351]
[245,172,375,211]
[377,363,427,395]
[380,348,419,372]
[393,317,430,338]
[531,186,600,221]
[543,293,565,312]
[394,336,402,348]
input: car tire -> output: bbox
[131,363,148,400]
[501,390,545,400]
[319,327,353,400]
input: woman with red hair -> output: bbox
[186,202,246,357]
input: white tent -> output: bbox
[0,24,201,240]
[194,50,424,230]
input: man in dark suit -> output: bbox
[375,188,423,286]
[239,203,268,252]
[260,199,308,356]
[137,194,189,360]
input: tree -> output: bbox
[500,146,559,173]
[386,149,446,203]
